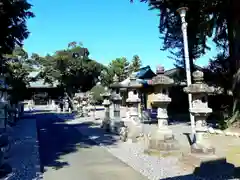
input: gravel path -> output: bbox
[37,112,148,180]
[68,112,240,180]
[70,117,194,180]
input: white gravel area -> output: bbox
[106,141,194,180]
[67,116,195,180]
[4,118,42,180]
[57,110,240,180]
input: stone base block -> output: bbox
[191,144,215,154]
[146,129,179,151]
[110,120,125,134]
[152,128,174,140]
[148,138,179,151]
[181,154,235,178]
[127,125,142,142]
[101,120,111,132]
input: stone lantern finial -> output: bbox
[113,74,118,82]
[130,74,136,81]
[104,86,109,91]
[156,65,165,74]
[193,70,204,83]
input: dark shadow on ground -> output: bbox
[33,111,118,173]
[160,158,240,180]
[22,110,52,119]
[141,111,192,125]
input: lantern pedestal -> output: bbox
[148,100,179,151]
[101,88,111,132]
[124,92,142,142]
[190,110,215,154]
[110,95,124,134]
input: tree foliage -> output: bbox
[0,0,34,56]
[3,46,34,103]
[90,85,105,104]
[129,55,142,73]
[131,0,240,124]
[34,44,103,96]
[100,57,130,87]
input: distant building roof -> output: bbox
[135,66,156,79]
[28,69,58,88]
[28,80,58,88]
[119,66,155,87]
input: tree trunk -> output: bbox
[227,0,240,123]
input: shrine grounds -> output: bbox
[3,106,240,180]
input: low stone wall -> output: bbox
[207,127,240,137]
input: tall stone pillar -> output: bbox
[110,74,124,134]
[123,74,143,142]
[101,87,111,132]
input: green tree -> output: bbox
[131,0,240,124]
[129,55,142,73]
[3,47,34,103]
[100,57,130,87]
[35,44,103,96]
[0,0,34,57]
[90,85,105,104]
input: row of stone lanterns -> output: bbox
[100,65,215,155]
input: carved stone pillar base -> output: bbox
[191,143,215,154]
[110,119,125,134]
[123,120,142,143]
[191,121,215,154]
[147,129,179,151]
[101,120,111,132]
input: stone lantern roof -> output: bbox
[100,87,111,98]
[184,70,214,94]
[110,74,122,101]
[110,74,123,89]
[148,65,174,86]
[122,74,142,89]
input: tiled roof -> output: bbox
[28,69,58,88]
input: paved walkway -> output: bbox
[5,114,41,180]
[36,112,148,180]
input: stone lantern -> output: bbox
[73,93,84,116]
[110,74,124,134]
[122,74,142,142]
[184,70,215,154]
[88,92,96,119]
[101,87,111,132]
[148,65,179,151]
[82,95,89,117]
[125,74,142,123]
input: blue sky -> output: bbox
[24,0,217,70]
